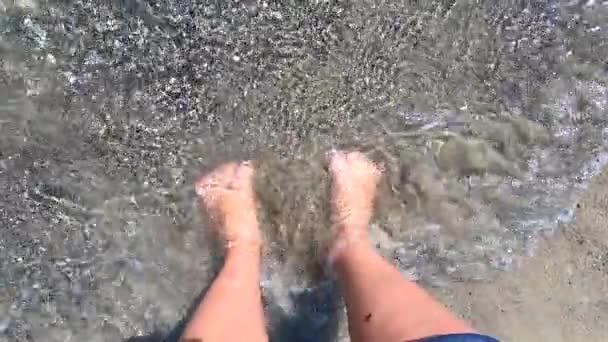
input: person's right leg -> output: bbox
[327,151,475,342]
[180,162,267,342]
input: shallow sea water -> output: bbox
[1,0,607,341]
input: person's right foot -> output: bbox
[195,161,261,251]
[328,150,382,256]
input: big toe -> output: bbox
[233,161,254,188]
[329,150,382,180]
[195,162,237,197]
[329,150,349,173]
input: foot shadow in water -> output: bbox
[127,260,341,342]
[265,280,341,342]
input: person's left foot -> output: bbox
[195,161,261,250]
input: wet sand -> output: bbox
[433,170,608,341]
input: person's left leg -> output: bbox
[180,161,268,342]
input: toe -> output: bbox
[195,161,256,202]
[329,150,348,173]
[195,175,214,198]
[195,162,237,197]
[235,161,254,187]
[345,151,365,162]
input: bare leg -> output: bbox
[180,162,268,342]
[328,151,474,342]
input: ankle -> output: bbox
[220,246,262,285]
[225,244,262,265]
[330,211,372,233]
[221,221,262,247]
[225,239,262,255]
[326,229,371,267]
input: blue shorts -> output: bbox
[424,333,499,342]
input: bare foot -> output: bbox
[328,150,382,249]
[195,161,261,250]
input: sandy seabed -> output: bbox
[436,169,608,342]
